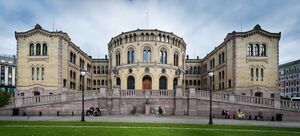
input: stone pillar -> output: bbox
[175,86,185,115]
[274,99,281,109]
[111,85,120,115]
[229,94,235,103]
[99,87,107,97]
[188,86,197,116]
[61,92,67,102]
[145,104,150,116]
[113,85,120,97]
[15,98,23,108]
[98,87,107,115]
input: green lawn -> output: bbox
[0,121,299,136]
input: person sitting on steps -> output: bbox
[237,109,245,118]
[257,111,264,120]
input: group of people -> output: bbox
[222,109,263,120]
[86,106,101,116]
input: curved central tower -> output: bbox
[108,29,186,90]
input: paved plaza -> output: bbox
[0,115,299,128]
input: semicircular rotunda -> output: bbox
[108,29,186,90]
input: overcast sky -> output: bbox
[0,0,299,64]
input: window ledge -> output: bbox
[246,56,269,63]
[27,55,49,62]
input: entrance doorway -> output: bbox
[142,75,152,89]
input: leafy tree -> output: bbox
[0,89,11,108]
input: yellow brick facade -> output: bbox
[15,24,280,98]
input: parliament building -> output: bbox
[15,24,281,98]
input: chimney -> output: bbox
[105,55,107,59]
[187,55,189,60]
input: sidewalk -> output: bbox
[0,115,299,128]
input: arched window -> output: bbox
[160,48,167,64]
[127,76,135,89]
[127,47,134,64]
[157,34,161,42]
[247,44,253,56]
[36,44,41,56]
[30,44,34,56]
[116,77,121,86]
[159,76,167,89]
[256,68,259,81]
[73,54,76,64]
[70,52,73,62]
[73,72,76,80]
[101,80,104,85]
[129,35,133,42]
[93,66,96,74]
[261,44,266,56]
[41,67,44,80]
[255,92,263,97]
[174,51,179,66]
[42,43,47,55]
[162,35,165,42]
[150,33,155,41]
[93,80,96,85]
[261,68,264,81]
[140,33,144,41]
[97,80,100,85]
[32,67,35,80]
[254,44,260,56]
[143,46,151,63]
[145,33,149,41]
[125,35,128,43]
[132,34,136,42]
[36,67,40,80]
[250,68,254,81]
[173,78,178,90]
[97,66,100,74]
[166,36,169,43]
[116,51,121,66]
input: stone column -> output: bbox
[15,97,23,108]
[188,86,197,116]
[175,85,185,115]
[98,87,108,115]
[111,85,120,115]
[274,99,281,109]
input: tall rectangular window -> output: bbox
[1,66,5,85]
[8,66,12,85]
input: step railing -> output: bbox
[280,100,300,111]
[195,90,230,101]
[150,90,175,97]
[235,95,274,107]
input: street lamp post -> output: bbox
[208,70,214,125]
[80,69,87,122]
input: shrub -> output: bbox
[158,106,164,115]
[130,106,137,115]
[0,90,11,108]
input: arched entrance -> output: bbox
[142,75,152,89]
[116,77,121,86]
[159,76,168,90]
[127,76,135,89]
[33,91,40,96]
[255,92,263,97]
